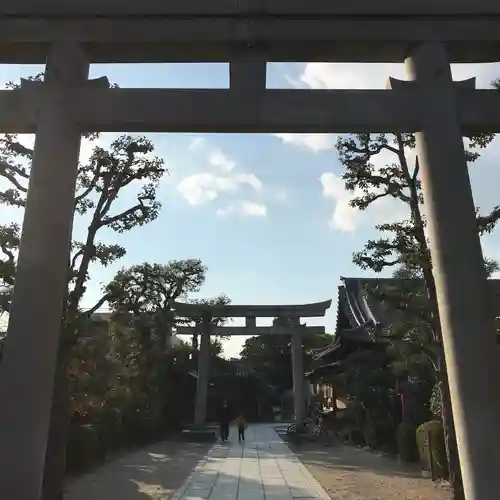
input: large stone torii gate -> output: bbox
[174,299,331,426]
[0,2,500,499]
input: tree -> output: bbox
[240,331,332,398]
[106,260,207,315]
[0,83,167,499]
[336,130,497,499]
[106,259,208,356]
[105,259,208,426]
[0,223,18,343]
[186,293,232,349]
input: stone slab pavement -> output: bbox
[172,424,331,500]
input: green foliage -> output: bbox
[240,331,332,397]
[66,425,100,473]
[337,132,498,275]
[104,260,228,429]
[95,406,124,458]
[397,422,419,462]
[106,260,207,314]
[416,420,448,479]
[184,293,233,346]
[0,127,168,331]
[336,126,498,494]
[65,256,234,472]
[362,418,379,450]
[0,222,18,315]
[429,382,442,418]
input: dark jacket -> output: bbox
[219,405,232,424]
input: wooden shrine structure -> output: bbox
[0,2,500,499]
[308,277,500,418]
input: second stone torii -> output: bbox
[174,300,332,426]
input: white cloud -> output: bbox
[177,137,266,210]
[208,148,236,173]
[297,61,500,91]
[216,201,267,218]
[298,62,404,90]
[274,133,335,152]
[320,171,407,232]
[241,201,267,217]
[276,61,500,154]
[320,173,360,232]
[177,172,262,206]
[288,61,500,230]
[232,173,262,190]
[177,173,219,205]
[188,136,205,150]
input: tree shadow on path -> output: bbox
[279,436,452,500]
[278,430,421,480]
[64,440,211,500]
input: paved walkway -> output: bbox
[173,424,330,500]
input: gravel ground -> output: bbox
[64,440,212,500]
[287,440,453,500]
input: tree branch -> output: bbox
[346,142,400,157]
[69,248,85,275]
[100,202,146,228]
[477,206,500,235]
[4,138,34,159]
[412,156,420,184]
[0,161,29,193]
[75,163,103,206]
[81,294,111,318]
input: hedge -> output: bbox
[416,420,448,479]
[397,422,419,462]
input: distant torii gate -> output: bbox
[174,300,331,426]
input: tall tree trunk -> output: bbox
[41,336,71,500]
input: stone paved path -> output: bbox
[173,424,330,500]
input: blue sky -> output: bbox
[2,61,500,357]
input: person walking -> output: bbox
[218,400,231,442]
[234,414,247,443]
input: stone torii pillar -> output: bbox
[0,43,88,500]
[399,41,500,500]
[194,313,211,426]
[288,317,306,425]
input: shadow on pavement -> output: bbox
[276,429,425,480]
[64,440,211,500]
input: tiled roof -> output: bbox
[341,277,500,319]
[315,276,500,363]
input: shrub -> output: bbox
[122,408,159,445]
[363,420,379,450]
[416,420,448,479]
[397,422,419,462]
[362,418,396,453]
[341,427,365,447]
[429,383,442,418]
[96,406,124,459]
[66,424,100,473]
[376,421,397,455]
